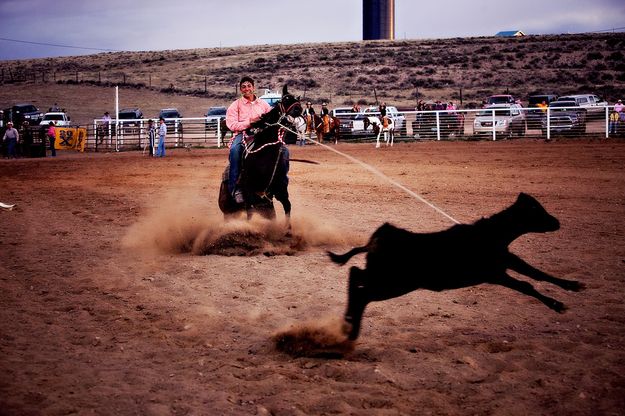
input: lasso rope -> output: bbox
[276,121,461,225]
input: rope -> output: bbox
[275,122,461,225]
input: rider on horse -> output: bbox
[321,102,331,134]
[302,101,316,134]
[226,76,289,204]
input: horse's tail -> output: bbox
[327,246,368,265]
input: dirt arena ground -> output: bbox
[1,139,624,416]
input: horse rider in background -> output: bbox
[303,101,316,135]
[321,102,330,134]
[379,102,390,129]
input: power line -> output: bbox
[587,26,625,33]
[0,37,118,52]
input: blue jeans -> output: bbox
[156,135,165,157]
[228,133,244,194]
[6,138,16,158]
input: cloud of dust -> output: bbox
[122,188,365,256]
[273,315,355,357]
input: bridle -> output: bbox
[243,95,302,155]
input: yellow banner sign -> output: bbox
[54,127,87,152]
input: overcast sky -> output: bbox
[1,0,624,61]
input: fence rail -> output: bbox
[8,105,620,157]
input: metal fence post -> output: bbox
[491,108,496,141]
[435,111,441,141]
[605,105,609,139]
[546,107,551,141]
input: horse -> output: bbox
[364,116,394,148]
[292,116,307,146]
[312,114,341,144]
[218,85,302,224]
[219,118,232,144]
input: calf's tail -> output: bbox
[327,246,368,265]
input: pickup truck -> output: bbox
[39,112,71,127]
[3,103,44,127]
[555,94,607,115]
[541,100,587,136]
[473,104,526,139]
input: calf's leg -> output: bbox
[496,273,566,312]
[507,254,585,291]
[344,266,370,340]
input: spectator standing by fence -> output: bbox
[614,99,624,113]
[2,121,19,159]
[46,122,56,157]
[146,119,156,156]
[155,117,166,157]
[609,110,620,135]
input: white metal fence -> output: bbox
[87,105,623,151]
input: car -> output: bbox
[205,106,227,132]
[473,104,526,139]
[118,108,143,123]
[158,108,182,120]
[331,107,363,136]
[158,108,183,132]
[486,94,517,106]
[2,103,44,127]
[259,89,282,107]
[527,94,558,129]
[331,107,358,118]
[39,112,71,127]
[541,100,587,136]
[555,94,607,118]
[117,108,143,133]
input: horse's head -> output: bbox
[251,85,302,132]
[279,84,303,120]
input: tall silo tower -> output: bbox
[363,0,395,40]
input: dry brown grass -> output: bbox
[1,33,624,124]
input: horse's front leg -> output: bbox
[375,130,382,148]
[274,188,292,232]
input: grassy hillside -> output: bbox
[1,33,624,125]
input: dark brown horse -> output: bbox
[218,85,302,224]
[312,115,341,144]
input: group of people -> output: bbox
[416,100,457,111]
[301,101,333,137]
[1,120,56,159]
[144,117,167,157]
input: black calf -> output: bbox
[328,193,584,340]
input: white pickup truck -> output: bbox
[39,112,71,127]
[353,106,406,132]
[555,94,608,113]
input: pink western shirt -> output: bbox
[225,95,271,134]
